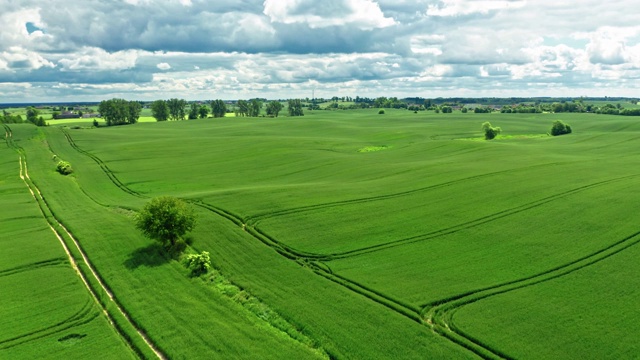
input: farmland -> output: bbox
[2,109,640,359]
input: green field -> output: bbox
[2,109,640,358]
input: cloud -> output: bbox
[426,0,526,17]
[1,0,640,102]
[263,0,395,30]
[157,62,171,70]
[59,48,140,71]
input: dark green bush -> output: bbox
[56,160,73,175]
[482,122,502,140]
[550,120,572,136]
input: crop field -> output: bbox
[3,109,640,359]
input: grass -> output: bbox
[4,108,640,358]
[0,130,136,359]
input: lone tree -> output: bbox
[482,121,502,140]
[135,196,196,251]
[550,120,572,136]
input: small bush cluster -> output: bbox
[550,120,572,136]
[184,251,211,276]
[482,122,502,140]
[378,109,385,114]
[56,160,73,175]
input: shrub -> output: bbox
[56,161,73,175]
[184,251,211,276]
[378,109,385,114]
[482,122,502,140]
[550,120,572,136]
[93,119,99,127]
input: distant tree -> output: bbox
[248,99,262,117]
[482,122,502,140]
[266,101,283,117]
[167,98,187,121]
[236,100,249,117]
[99,99,127,126]
[188,103,199,120]
[441,105,453,113]
[461,107,468,113]
[287,99,304,117]
[98,99,140,126]
[135,196,196,252]
[26,106,39,124]
[151,100,169,122]
[210,100,226,118]
[550,120,572,136]
[125,101,141,124]
[198,105,209,119]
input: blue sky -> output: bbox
[1,0,639,102]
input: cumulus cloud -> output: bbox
[263,0,395,30]
[1,0,640,102]
[426,0,526,17]
[157,62,171,70]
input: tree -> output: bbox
[482,122,501,140]
[151,100,170,121]
[287,99,304,116]
[550,120,572,136]
[265,101,283,117]
[125,101,141,124]
[210,100,226,118]
[441,105,453,113]
[135,196,196,251]
[236,100,249,117]
[26,106,38,124]
[167,98,187,121]
[99,99,127,126]
[248,99,262,117]
[198,105,209,119]
[188,102,199,120]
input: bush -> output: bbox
[56,161,73,175]
[378,109,385,114]
[93,119,99,127]
[482,122,502,140]
[550,120,572,136]
[184,251,211,276]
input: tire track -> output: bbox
[245,162,565,225]
[0,258,67,278]
[422,230,640,359]
[0,297,96,349]
[306,172,640,261]
[60,128,144,198]
[4,124,164,360]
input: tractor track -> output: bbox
[3,125,164,360]
[245,161,566,225]
[58,127,640,360]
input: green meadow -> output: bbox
[3,108,640,358]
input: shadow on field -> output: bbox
[124,243,171,269]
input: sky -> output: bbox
[1,0,639,102]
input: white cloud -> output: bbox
[263,0,396,30]
[157,62,171,70]
[59,48,140,71]
[426,0,526,17]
